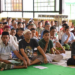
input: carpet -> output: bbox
[0,63,75,75]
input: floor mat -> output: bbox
[0,63,75,75]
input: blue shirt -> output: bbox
[41,30,44,39]
[10,26,14,29]
[61,32,74,45]
[24,27,27,30]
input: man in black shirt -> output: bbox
[19,29,48,66]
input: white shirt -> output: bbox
[12,36,18,43]
[50,36,58,47]
[0,35,18,50]
[56,26,62,32]
[61,32,74,45]
[0,42,16,60]
[58,30,65,40]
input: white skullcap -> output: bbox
[23,29,31,35]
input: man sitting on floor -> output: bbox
[0,32,27,71]
[11,28,17,43]
[30,28,39,42]
[36,21,44,35]
[50,26,65,54]
[58,24,68,43]
[16,22,24,32]
[15,28,24,43]
[41,21,50,39]
[12,22,18,29]
[0,26,18,50]
[38,30,63,62]
[61,25,75,50]
[17,22,23,29]
[19,29,48,66]
[3,22,8,29]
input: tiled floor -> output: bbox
[51,51,75,68]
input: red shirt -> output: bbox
[0,28,3,35]
[60,28,63,30]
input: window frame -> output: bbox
[1,0,61,18]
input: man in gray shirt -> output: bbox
[0,32,27,71]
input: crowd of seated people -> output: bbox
[0,17,75,71]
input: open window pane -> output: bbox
[23,0,33,11]
[64,0,75,19]
[34,0,55,11]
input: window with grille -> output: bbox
[34,0,55,11]
[1,0,60,18]
[5,0,22,11]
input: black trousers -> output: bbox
[67,58,75,66]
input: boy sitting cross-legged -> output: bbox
[38,30,63,62]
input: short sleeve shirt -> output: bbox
[19,39,39,58]
[0,42,16,60]
[61,32,74,45]
[38,39,53,53]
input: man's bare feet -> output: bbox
[0,68,4,71]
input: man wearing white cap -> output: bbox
[19,29,48,66]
